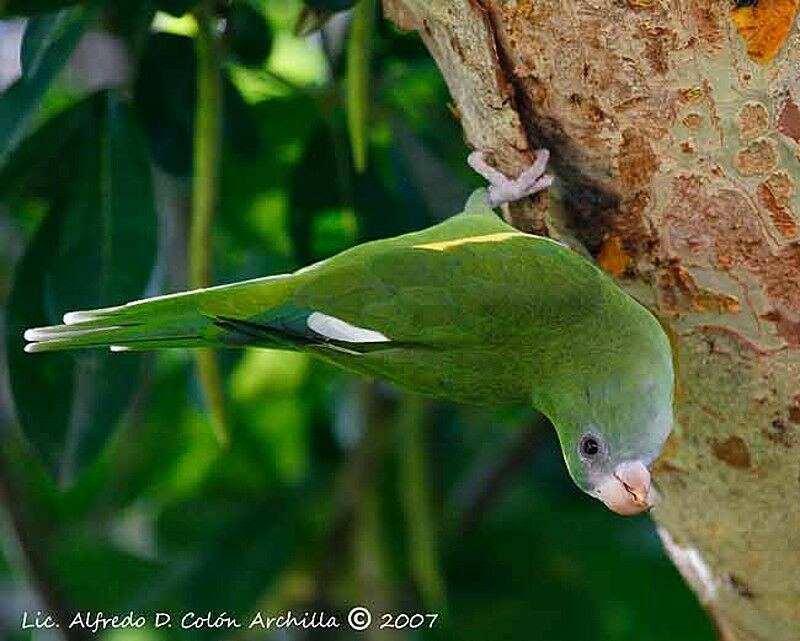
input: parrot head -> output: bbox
[540,363,674,516]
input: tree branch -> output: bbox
[191,1,228,446]
[398,394,446,609]
[384,2,800,639]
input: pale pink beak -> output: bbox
[592,461,652,516]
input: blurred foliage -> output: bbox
[0,2,715,641]
[6,91,157,481]
[0,8,90,165]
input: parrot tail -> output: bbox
[23,274,293,353]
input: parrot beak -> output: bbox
[592,461,652,516]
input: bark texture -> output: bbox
[383,1,800,639]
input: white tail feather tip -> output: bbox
[26,325,122,341]
[63,311,98,324]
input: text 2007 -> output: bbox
[380,613,439,629]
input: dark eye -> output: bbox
[580,435,601,458]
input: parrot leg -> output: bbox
[468,149,553,207]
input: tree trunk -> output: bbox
[383,1,800,639]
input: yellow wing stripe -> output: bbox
[413,232,522,252]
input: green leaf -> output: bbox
[134,32,260,176]
[0,9,91,167]
[0,96,96,200]
[295,0,357,37]
[217,94,320,275]
[133,32,195,175]
[5,92,158,484]
[154,487,324,620]
[155,0,196,16]
[219,94,319,247]
[0,0,98,17]
[226,1,273,68]
[303,0,356,10]
[52,537,162,610]
[346,0,375,173]
[288,123,344,264]
[102,0,157,48]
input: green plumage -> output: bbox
[24,189,674,504]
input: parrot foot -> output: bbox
[468,149,553,208]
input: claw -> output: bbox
[468,149,553,208]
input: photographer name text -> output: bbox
[21,608,439,633]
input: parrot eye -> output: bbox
[579,434,602,459]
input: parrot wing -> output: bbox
[24,189,604,385]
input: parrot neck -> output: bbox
[530,384,582,434]
[462,188,495,216]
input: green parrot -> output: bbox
[24,150,674,515]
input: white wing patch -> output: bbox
[307,312,390,344]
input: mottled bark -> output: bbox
[383,1,800,639]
